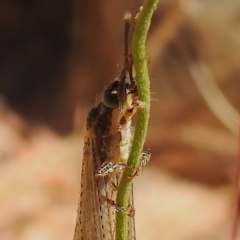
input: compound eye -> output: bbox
[102,81,119,108]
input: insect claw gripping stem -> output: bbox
[115,204,135,218]
[127,167,140,180]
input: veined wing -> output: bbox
[73,129,96,240]
[74,109,117,240]
[100,173,136,240]
[128,183,136,240]
[74,103,137,240]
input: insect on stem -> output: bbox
[73,11,150,240]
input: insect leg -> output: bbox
[95,162,128,178]
[127,151,151,179]
[100,195,135,217]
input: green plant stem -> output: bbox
[115,1,158,240]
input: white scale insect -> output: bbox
[73,12,150,240]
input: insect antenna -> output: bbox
[118,12,135,107]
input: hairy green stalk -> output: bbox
[115,1,158,240]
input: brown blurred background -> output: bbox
[0,0,239,239]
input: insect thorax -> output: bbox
[87,86,137,165]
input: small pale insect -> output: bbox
[73,12,149,240]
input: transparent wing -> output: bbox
[128,183,136,240]
[74,131,94,240]
[74,130,118,240]
[105,174,136,240]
